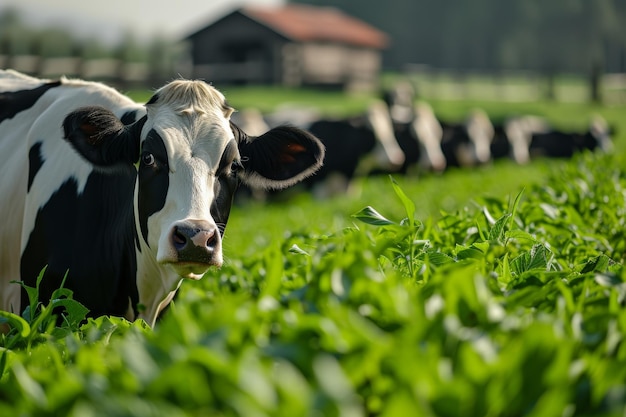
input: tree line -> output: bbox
[297,0,626,73]
[297,0,626,101]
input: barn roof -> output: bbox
[188,4,389,49]
[243,5,388,49]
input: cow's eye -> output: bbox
[142,153,155,166]
[231,160,243,174]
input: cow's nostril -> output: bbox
[206,230,217,249]
[172,227,187,250]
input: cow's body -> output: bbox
[0,70,324,326]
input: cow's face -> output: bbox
[63,80,324,282]
[136,82,237,279]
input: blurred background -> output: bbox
[1,0,625,104]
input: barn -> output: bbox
[184,4,389,91]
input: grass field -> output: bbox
[2,84,626,416]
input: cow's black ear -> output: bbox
[63,106,145,169]
[237,125,325,190]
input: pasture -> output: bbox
[2,82,626,416]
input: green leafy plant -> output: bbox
[1,267,89,350]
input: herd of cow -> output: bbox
[0,70,613,329]
[233,81,614,199]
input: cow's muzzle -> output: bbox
[167,220,222,278]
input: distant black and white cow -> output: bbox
[0,70,324,326]
[497,115,551,164]
[382,83,446,173]
[440,109,495,167]
[529,115,613,159]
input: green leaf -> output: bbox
[510,243,552,275]
[499,252,513,286]
[0,311,31,338]
[390,176,416,227]
[489,213,511,242]
[580,254,612,274]
[52,299,90,328]
[352,206,396,226]
[505,229,537,243]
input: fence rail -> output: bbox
[0,54,178,88]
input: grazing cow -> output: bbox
[301,99,405,197]
[440,109,495,167]
[0,70,324,326]
[529,115,613,159]
[498,115,551,164]
[381,83,446,173]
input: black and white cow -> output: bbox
[529,116,613,159]
[382,83,447,173]
[496,115,551,164]
[0,70,324,326]
[440,109,495,168]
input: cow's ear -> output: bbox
[237,125,325,190]
[63,106,145,169]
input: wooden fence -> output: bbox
[0,54,188,89]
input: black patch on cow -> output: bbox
[0,81,61,123]
[21,169,138,319]
[530,130,599,158]
[120,110,138,125]
[303,118,376,185]
[137,130,169,245]
[440,122,471,167]
[490,124,511,160]
[146,93,159,106]
[27,142,44,192]
[211,140,241,233]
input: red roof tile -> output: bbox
[242,4,389,49]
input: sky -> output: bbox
[1,0,285,44]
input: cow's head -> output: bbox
[62,79,324,284]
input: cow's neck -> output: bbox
[134,242,183,327]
